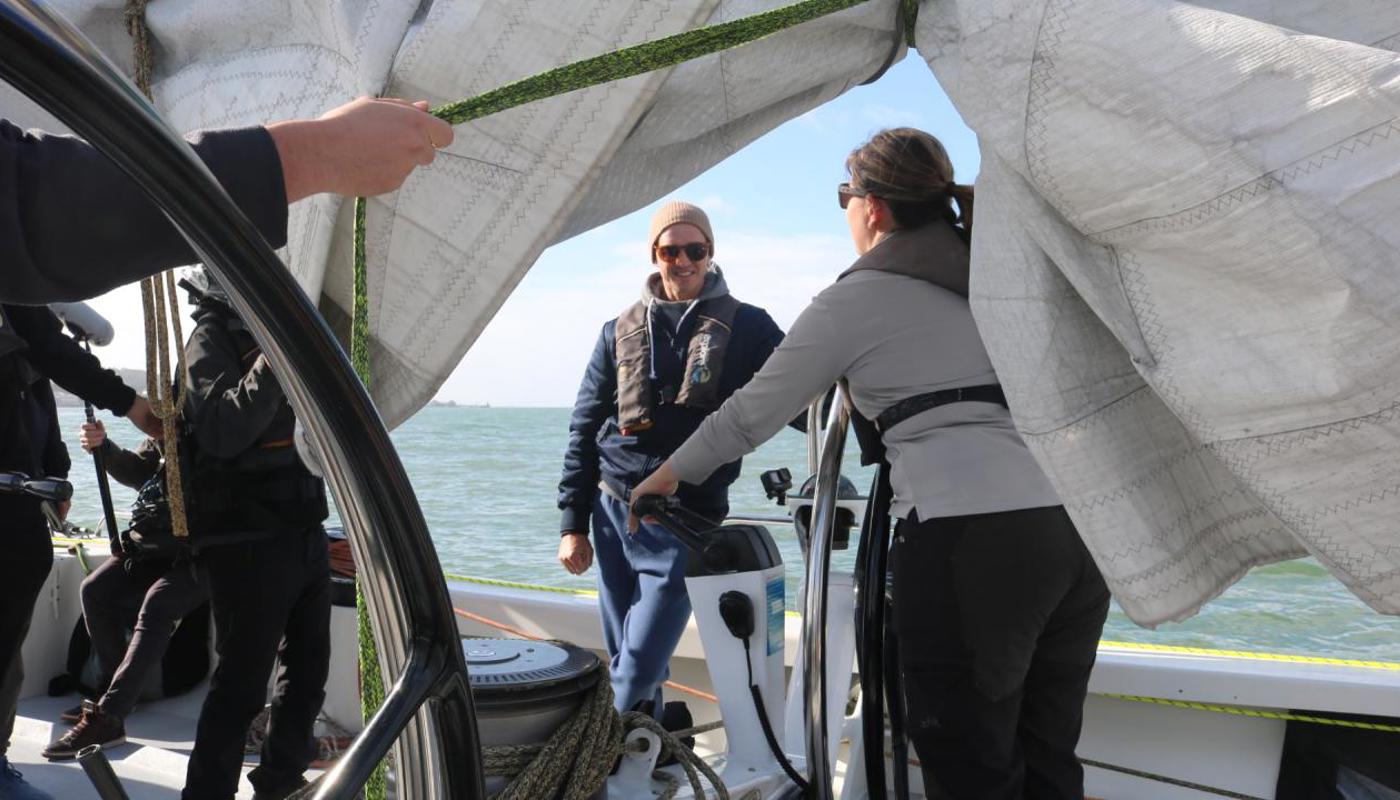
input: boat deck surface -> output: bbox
[8,688,323,799]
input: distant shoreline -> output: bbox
[54,373,569,411]
[52,368,147,408]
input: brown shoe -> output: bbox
[42,700,125,761]
[58,703,84,724]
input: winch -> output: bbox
[464,638,601,794]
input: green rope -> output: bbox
[355,587,388,799]
[432,0,869,125]
[350,194,388,800]
[349,2,903,798]
[68,543,92,576]
[351,197,371,383]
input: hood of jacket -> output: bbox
[642,264,731,307]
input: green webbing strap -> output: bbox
[350,2,916,796]
[432,0,870,125]
[350,197,387,800]
[902,0,918,45]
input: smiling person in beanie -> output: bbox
[555,201,786,716]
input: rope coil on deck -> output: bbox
[483,672,729,800]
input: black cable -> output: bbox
[743,637,810,793]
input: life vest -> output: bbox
[614,294,740,435]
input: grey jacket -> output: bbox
[670,223,1061,520]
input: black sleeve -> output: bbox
[557,323,616,535]
[0,121,289,304]
[36,382,70,480]
[101,437,163,489]
[4,305,135,414]
[182,322,285,459]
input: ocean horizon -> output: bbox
[54,405,1400,663]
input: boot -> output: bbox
[657,700,696,766]
[42,700,125,761]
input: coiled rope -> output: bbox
[453,609,727,799]
[483,667,728,800]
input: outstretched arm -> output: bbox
[0,97,453,303]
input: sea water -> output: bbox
[55,406,1400,662]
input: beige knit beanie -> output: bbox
[648,201,714,260]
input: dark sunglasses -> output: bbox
[654,242,711,263]
[837,182,870,209]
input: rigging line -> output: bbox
[1106,693,1400,734]
[431,0,875,126]
[1080,758,1267,800]
[125,0,190,539]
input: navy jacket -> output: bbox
[0,122,287,303]
[558,302,785,533]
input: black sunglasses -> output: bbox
[837,182,869,209]
[654,242,711,263]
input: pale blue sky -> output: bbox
[85,55,977,409]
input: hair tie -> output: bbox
[944,182,974,233]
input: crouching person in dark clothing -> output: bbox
[44,424,212,760]
[178,268,330,800]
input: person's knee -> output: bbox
[139,582,202,628]
[133,603,181,635]
[79,568,111,611]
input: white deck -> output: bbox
[6,687,303,799]
[11,555,1400,799]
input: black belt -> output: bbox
[875,384,1007,432]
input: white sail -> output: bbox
[5,0,1400,625]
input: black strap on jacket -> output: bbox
[850,383,1008,466]
[875,384,1007,432]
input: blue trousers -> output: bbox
[591,492,693,714]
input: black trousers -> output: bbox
[81,555,209,719]
[182,528,330,800]
[891,505,1110,800]
[0,496,51,757]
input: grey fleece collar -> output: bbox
[642,266,730,379]
[642,264,729,306]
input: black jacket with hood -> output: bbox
[180,298,326,537]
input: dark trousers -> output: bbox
[0,497,51,757]
[891,505,1110,800]
[182,528,330,800]
[81,555,210,719]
